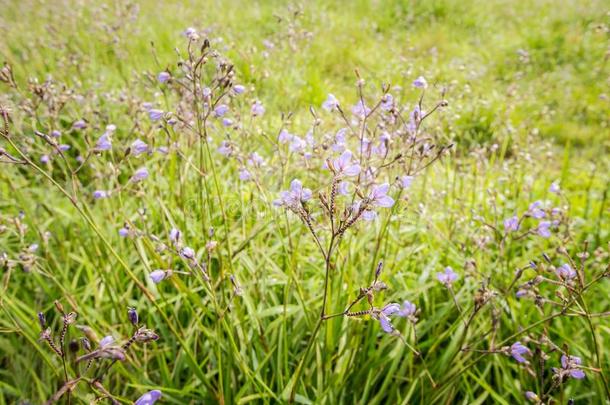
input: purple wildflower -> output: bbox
[368,183,395,207]
[251,100,265,117]
[40,155,50,164]
[528,201,546,219]
[525,391,539,402]
[93,190,108,200]
[549,181,560,194]
[537,221,551,238]
[289,136,306,153]
[331,150,360,177]
[217,141,232,156]
[157,71,170,83]
[337,181,350,195]
[278,179,312,207]
[99,335,114,348]
[397,300,417,320]
[180,247,195,260]
[322,94,339,112]
[413,76,428,89]
[72,120,87,130]
[51,130,61,138]
[131,139,148,156]
[376,303,401,333]
[148,109,164,121]
[351,100,371,119]
[135,390,162,405]
[380,94,394,111]
[58,144,71,152]
[248,152,265,167]
[362,210,378,221]
[239,168,252,181]
[555,263,576,280]
[118,227,129,237]
[233,84,245,94]
[504,215,519,233]
[169,228,181,244]
[278,129,293,144]
[95,134,112,151]
[437,266,458,287]
[131,167,149,182]
[558,355,585,379]
[214,104,229,117]
[149,270,170,284]
[510,341,531,363]
[400,175,414,189]
[127,307,139,325]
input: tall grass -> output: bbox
[0,0,609,404]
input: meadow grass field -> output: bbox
[1,0,609,404]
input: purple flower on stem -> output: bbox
[157,71,170,83]
[217,141,232,157]
[525,391,539,402]
[131,139,148,156]
[322,94,339,112]
[555,263,576,280]
[561,354,585,380]
[59,144,71,152]
[368,183,395,207]
[278,129,293,144]
[380,94,394,111]
[362,210,378,221]
[239,168,252,181]
[149,270,170,284]
[180,247,195,260]
[337,181,350,195]
[437,266,458,287]
[549,181,560,194]
[556,355,585,379]
[504,215,519,233]
[93,190,109,200]
[537,221,551,238]
[148,109,164,121]
[331,150,360,177]
[248,152,265,167]
[397,300,417,320]
[169,228,181,244]
[376,303,401,333]
[400,175,414,189]
[95,134,112,151]
[135,390,162,405]
[118,227,130,237]
[510,341,531,363]
[99,335,114,348]
[413,76,428,89]
[251,100,265,117]
[131,167,149,182]
[528,201,546,219]
[214,104,229,117]
[40,155,50,164]
[233,84,245,94]
[278,179,312,207]
[289,136,306,153]
[51,130,61,138]
[351,100,371,119]
[72,120,87,130]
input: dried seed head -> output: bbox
[54,300,65,314]
[64,312,78,325]
[135,327,159,343]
